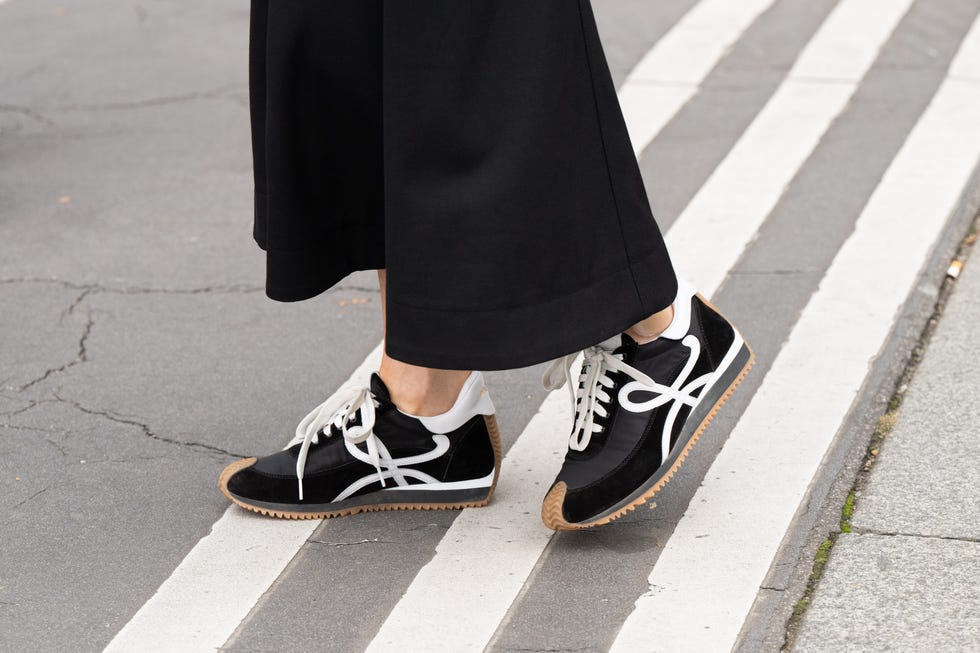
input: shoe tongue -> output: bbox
[369,373,391,402]
[615,333,639,359]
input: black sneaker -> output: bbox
[541,281,754,530]
[219,372,502,519]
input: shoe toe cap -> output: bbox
[220,457,296,503]
[542,482,578,530]
[542,478,629,528]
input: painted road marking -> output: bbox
[365,0,919,648]
[610,14,980,653]
[619,0,779,156]
[666,0,915,296]
[103,345,384,653]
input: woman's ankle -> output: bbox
[378,355,471,416]
[625,305,675,345]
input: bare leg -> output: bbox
[377,270,472,416]
[625,304,675,345]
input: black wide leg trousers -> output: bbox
[250,0,677,370]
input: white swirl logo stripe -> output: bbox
[333,434,451,501]
[618,335,712,462]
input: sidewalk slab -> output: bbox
[851,254,980,540]
[852,252,980,539]
[794,534,980,652]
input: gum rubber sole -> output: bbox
[218,414,504,520]
[542,298,755,531]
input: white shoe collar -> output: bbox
[658,279,697,340]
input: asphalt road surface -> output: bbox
[2,1,979,651]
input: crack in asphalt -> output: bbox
[0,277,383,296]
[849,527,980,544]
[4,280,269,392]
[106,284,265,296]
[0,103,56,126]
[309,538,396,547]
[0,277,265,295]
[53,392,247,459]
[1,275,380,462]
[4,276,376,395]
[10,487,49,510]
[18,306,93,392]
[44,438,67,456]
[62,287,94,318]
[53,84,248,112]
[0,397,48,418]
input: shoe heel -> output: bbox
[438,414,503,507]
[484,414,503,503]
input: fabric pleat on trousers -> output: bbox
[249,0,677,370]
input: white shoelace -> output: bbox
[543,347,657,452]
[291,387,383,501]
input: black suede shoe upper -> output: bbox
[227,374,495,505]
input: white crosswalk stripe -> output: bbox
[365,388,572,652]
[96,1,980,651]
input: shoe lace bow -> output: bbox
[543,346,656,452]
[290,386,383,501]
